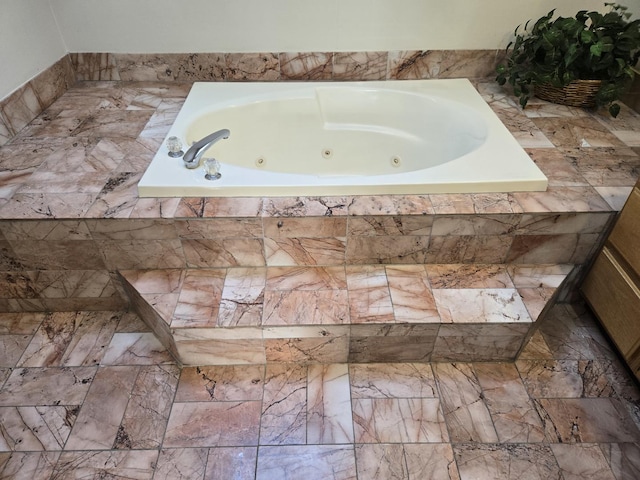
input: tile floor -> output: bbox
[0,303,639,479]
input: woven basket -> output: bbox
[534,79,602,108]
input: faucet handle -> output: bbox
[203,158,222,180]
[166,136,184,158]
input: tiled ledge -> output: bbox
[120,264,571,365]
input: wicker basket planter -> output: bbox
[534,79,602,108]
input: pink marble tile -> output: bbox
[280,52,333,80]
[385,265,439,323]
[175,365,264,402]
[263,290,349,326]
[172,269,225,328]
[345,265,394,324]
[256,445,356,480]
[307,364,353,444]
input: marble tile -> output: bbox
[527,147,590,187]
[129,197,181,218]
[433,289,531,324]
[560,146,640,187]
[347,216,433,236]
[385,265,439,323]
[264,325,349,364]
[115,365,180,449]
[163,401,262,447]
[516,359,615,398]
[0,312,43,334]
[225,53,280,81]
[348,334,437,363]
[403,444,460,480]
[51,450,158,479]
[350,363,437,399]
[0,335,31,367]
[173,327,265,365]
[493,107,555,148]
[0,451,60,480]
[176,218,262,239]
[390,50,498,80]
[0,405,77,451]
[182,238,265,267]
[352,397,448,443]
[266,266,346,291]
[98,239,185,269]
[345,265,394,324]
[534,398,640,443]
[431,214,520,236]
[474,362,545,443]
[433,363,498,443]
[101,332,174,365]
[333,52,387,81]
[516,212,612,235]
[594,186,633,210]
[85,172,143,218]
[172,269,226,328]
[346,235,429,264]
[533,116,626,148]
[347,195,433,216]
[425,235,513,264]
[354,444,407,479]
[175,365,264,402]
[426,264,513,289]
[507,264,574,288]
[599,443,640,480]
[454,444,561,479]
[175,197,263,218]
[153,448,208,480]
[262,290,349,326]
[257,446,357,480]
[205,447,258,480]
[307,364,353,444]
[65,366,139,450]
[71,53,120,81]
[260,363,307,445]
[263,196,349,217]
[280,52,333,80]
[218,267,265,327]
[264,217,346,238]
[265,237,346,266]
[551,444,616,480]
[0,193,98,219]
[115,53,224,81]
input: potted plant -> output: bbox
[496,3,640,117]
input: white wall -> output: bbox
[0,0,67,99]
[50,0,613,53]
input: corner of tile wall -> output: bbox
[0,55,76,146]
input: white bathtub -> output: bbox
[138,79,547,197]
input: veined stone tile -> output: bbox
[347,195,433,216]
[85,172,142,219]
[345,265,394,324]
[516,212,613,235]
[256,445,357,480]
[85,218,178,240]
[349,335,437,363]
[426,264,513,289]
[153,448,208,480]
[385,265,439,323]
[431,214,520,236]
[265,237,346,266]
[264,332,350,364]
[0,193,98,219]
[333,52,387,81]
[347,215,433,236]
[175,197,263,218]
[97,239,186,269]
[129,197,181,218]
[352,397,448,443]
[535,398,640,443]
[469,193,523,214]
[507,233,599,264]
[17,311,82,367]
[474,362,545,443]
[115,364,180,449]
[307,364,353,444]
[594,186,633,210]
[432,335,524,362]
[163,401,262,447]
[551,444,617,480]
[0,335,31,367]
[175,218,262,239]
[516,359,615,399]
[0,405,77,451]
[433,363,499,443]
[0,312,44,334]
[507,264,573,288]
[280,52,333,80]
[0,451,60,479]
[513,186,613,213]
[354,444,407,479]
[532,116,625,148]
[175,365,264,403]
[183,238,265,267]
[518,287,557,320]
[174,327,265,365]
[599,443,640,480]
[454,444,561,480]
[172,269,226,328]
[526,147,590,187]
[51,450,158,479]
[225,53,279,81]
[260,363,307,445]
[205,447,258,480]
[349,363,437,399]
[119,269,184,294]
[102,332,174,365]
[0,220,91,241]
[347,235,429,264]
[426,235,512,264]
[0,367,96,407]
[263,290,349,326]
[433,288,531,324]
[263,196,349,217]
[403,444,460,480]
[266,266,346,291]
[218,267,265,327]
[264,217,346,238]
[561,146,640,187]
[65,366,139,450]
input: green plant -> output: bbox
[496,3,640,117]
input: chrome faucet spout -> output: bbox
[182,129,230,169]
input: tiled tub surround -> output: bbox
[1,63,640,362]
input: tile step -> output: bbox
[119,264,574,365]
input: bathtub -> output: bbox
[138,79,547,197]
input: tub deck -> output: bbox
[0,80,639,363]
